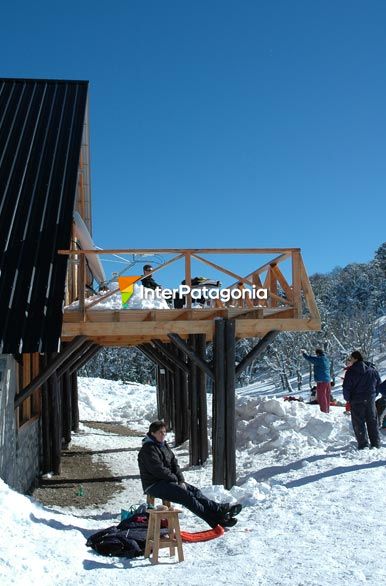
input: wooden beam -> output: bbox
[61,320,214,337]
[236,318,321,337]
[168,334,214,379]
[299,256,321,321]
[59,247,300,255]
[192,253,254,286]
[270,264,294,302]
[56,340,94,378]
[235,330,279,376]
[292,250,302,318]
[152,340,189,374]
[68,345,101,375]
[139,344,174,373]
[14,336,88,409]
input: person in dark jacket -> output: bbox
[301,348,331,413]
[137,420,242,528]
[375,379,386,428]
[141,264,161,291]
[343,351,381,449]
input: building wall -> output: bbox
[0,355,41,493]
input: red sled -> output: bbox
[180,524,225,542]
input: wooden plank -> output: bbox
[63,308,230,322]
[59,247,299,255]
[61,320,214,337]
[236,318,321,337]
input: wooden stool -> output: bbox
[144,503,184,563]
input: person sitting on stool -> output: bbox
[138,420,242,528]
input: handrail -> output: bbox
[59,247,319,321]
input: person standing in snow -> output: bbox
[343,351,381,449]
[375,379,386,428]
[301,348,331,413]
[138,420,242,528]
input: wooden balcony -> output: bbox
[60,247,321,345]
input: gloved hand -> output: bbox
[179,482,187,490]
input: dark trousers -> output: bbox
[350,399,380,449]
[147,481,223,528]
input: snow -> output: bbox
[1,374,386,585]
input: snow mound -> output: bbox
[236,395,351,456]
[78,378,157,429]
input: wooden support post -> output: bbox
[152,340,189,375]
[212,319,225,485]
[14,336,88,408]
[71,371,79,432]
[41,355,51,474]
[225,319,236,489]
[292,250,302,318]
[178,349,189,443]
[188,335,199,465]
[61,370,72,447]
[173,354,183,445]
[196,334,208,464]
[49,371,61,475]
[68,345,101,375]
[56,340,94,378]
[168,333,214,379]
[235,330,279,377]
[165,368,174,430]
[139,344,174,373]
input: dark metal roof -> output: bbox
[0,78,89,353]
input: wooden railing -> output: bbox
[58,247,320,323]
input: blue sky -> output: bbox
[1,0,385,285]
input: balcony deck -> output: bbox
[60,247,321,346]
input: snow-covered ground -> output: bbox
[1,366,386,585]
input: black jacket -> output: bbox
[343,361,381,403]
[141,275,161,290]
[137,435,185,492]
